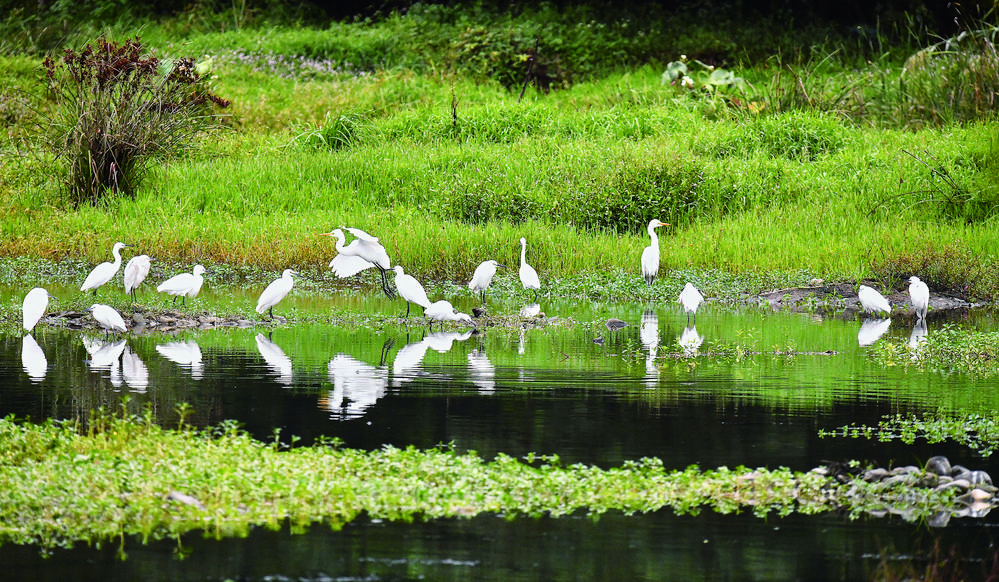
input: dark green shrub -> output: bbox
[41,36,229,205]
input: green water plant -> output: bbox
[820,411,999,457]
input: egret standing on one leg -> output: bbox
[640,219,669,286]
[123,254,152,300]
[857,284,891,317]
[678,282,704,324]
[256,269,297,320]
[88,304,127,336]
[468,260,504,303]
[519,237,540,302]
[81,242,129,296]
[394,265,431,319]
[22,287,54,333]
[321,227,396,299]
[156,265,207,307]
[908,276,929,320]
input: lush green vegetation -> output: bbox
[1,3,997,302]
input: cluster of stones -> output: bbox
[55,311,261,333]
[815,455,995,525]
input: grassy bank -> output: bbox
[1,6,997,300]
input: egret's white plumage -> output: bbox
[908,276,929,320]
[519,237,540,302]
[322,227,395,298]
[678,282,704,322]
[123,254,151,298]
[81,242,129,295]
[640,219,669,286]
[256,269,296,320]
[156,265,206,306]
[468,260,504,302]
[425,300,475,330]
[394,265,431,319]
[857,285,891,316]
[22,287,52,332]
[88,304,127,334]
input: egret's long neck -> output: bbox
[520,242,527,266]
[334,233,346,253]
[111,246,123,267]
[648,225,659,249]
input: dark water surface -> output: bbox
[2,299,998,580]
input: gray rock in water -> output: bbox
[605,318,628,331]
[967,470,993,487]
[926,455,952,476]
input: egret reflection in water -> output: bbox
[678,325,704,357]
[424,330,474,354]
[21,334,47,382]
[467,348,495,393]
[858,318,892,347]
[908,319,928,359]
[325,352,389,420]
[121,344,149,392]
[641,310,660,384]
[86,338,127,370]
[255,333,293,385]
[156,340,204,380]
[392,335,431,387]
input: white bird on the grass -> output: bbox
[678,282,704,323]
[123,254,152,299]
[519,237,540,302]
[156,264,207,307]
[908,276,929,320]
[88,304,127,335]
[641,219,669,286]
[81,241,129,295]
[256,269,296,320]
[424,300,475,330]
[321,227,395,299]
[858,284,891,316]
[22,287,53,333]
[394,265,431,319]
[468,259,505,303]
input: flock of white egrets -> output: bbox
[19,219,926,336]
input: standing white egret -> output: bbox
[468,260,505,303]
[156,265,207,307]
[88,304,127,335]
[394,265,431,319]
[857,285,891,316]
[81,241,129,296]
[519,237,540,302]
[123,254,152,299]
[321,227,395,299]
[256,269,296,320]
[908,276,929,320]
[22,287,53,333]
[640,219,669,286]
[425,300,475,330]
[678,282,704,323]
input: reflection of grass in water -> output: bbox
[872,325,999,377]
[821,411,999,457]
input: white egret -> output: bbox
[678,282,704,323]
[321,227,395,299]
[123,254,152,299]
[156,265,207,307]
[468,260,505,303]
[519,237,540,302]
[88,304,127,335]
[81,241,129,295]
[640,219,669,286]
[394,265,431,319]
[22,287,53,333]
[256,269,296,320]
[908,276,929,320]
[857,285,891,316]
[425,300,475,330]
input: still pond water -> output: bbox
[2,295,999,581]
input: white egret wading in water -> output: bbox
[468,260,504,303]
[88,304,127,336]
[678,282,704,323]
[519,237,540,302]
[22,287,54,333]
[156,265,207,307]
[640,219,669,286]
[256,269,297,320]
[81,242,129,296]
[425,300,475,330]
[857,285,891,317]
[123,254,152,299]
[908,276,929,320]
[394,265,431,319]
[321,227,395,299]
